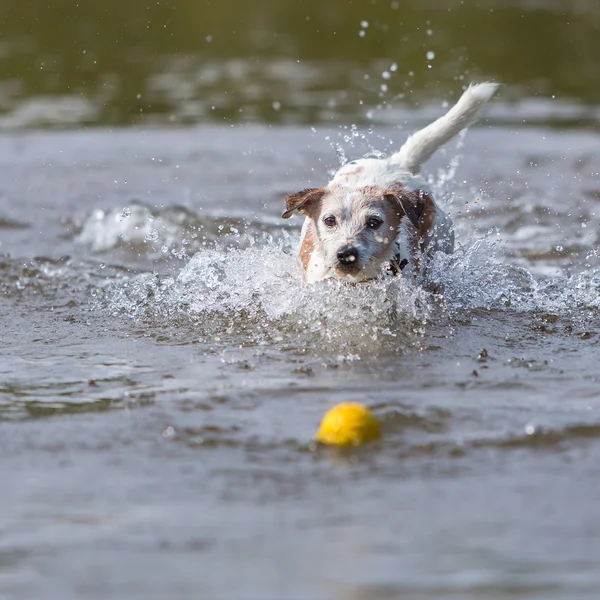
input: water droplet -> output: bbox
[145,228,159,243]
[162,426,175,438]
[426,51,435,60]
[272,101,281,111]
[382,71,391,80]
[360,20,369,27]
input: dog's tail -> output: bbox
[392,82,499,174]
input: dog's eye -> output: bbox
[323,216,337,227]
[366,217,383,229]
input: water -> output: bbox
[3,121,600,599]
[3,1,600,598]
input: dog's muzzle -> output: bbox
[336,246,361,272]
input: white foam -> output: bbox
[99,224,600,355]
[101,238,433,354]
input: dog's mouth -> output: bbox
[334,246,363,275]
[331,254,400,282]
[332,261,371,283]
[334,261,363,276]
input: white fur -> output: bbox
[393,82,500,174]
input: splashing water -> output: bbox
[99,222,600,356]
[101,239,433,355]
[92,131,600,355]
[430,237,600,321]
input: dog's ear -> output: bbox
[383,187,432,230]
[282,188,326,219]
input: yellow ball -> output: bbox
[315,402,382,447]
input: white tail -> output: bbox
[392,82,499,174]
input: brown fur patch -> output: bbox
[381,193,405,227]
[377,199,405,261]
[282,188,326,219]
[300,222,316,273]
[384,186,436,235]
[383,184,438,272]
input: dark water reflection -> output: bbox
[0,0,599,127]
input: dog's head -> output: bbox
[282,182,432,281]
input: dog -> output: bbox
[282,83,499,283]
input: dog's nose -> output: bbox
[337,246,359,264]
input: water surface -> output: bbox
[2,2,600,599]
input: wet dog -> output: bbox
[282,83,499,283]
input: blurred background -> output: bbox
[1,0,599,129]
